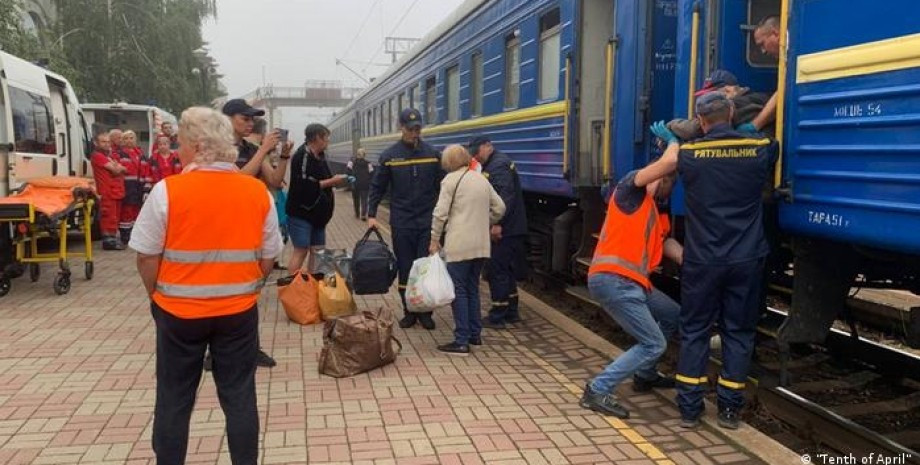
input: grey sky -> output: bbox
[202,0,466,98]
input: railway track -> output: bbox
[525,270,920,463]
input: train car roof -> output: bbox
[335,0,487,119]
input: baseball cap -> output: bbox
[695,91,733,117]
[221,99,265,117]
[694,69,739,96]
[398,108,423,129]
[467,134,491,155]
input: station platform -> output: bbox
[0,190,795,465]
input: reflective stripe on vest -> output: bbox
[592,210,658,277]
[163,249,262,264]
[156,279,264,298]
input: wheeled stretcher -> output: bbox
[0,177,97,296]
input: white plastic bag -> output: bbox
[405,253,455,312]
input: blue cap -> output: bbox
[221,98,265,117]
[467,134,491,154]
[398,108,423,129]
[695,92,733,117]
[695,69,738,96]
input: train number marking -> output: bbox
[807,210,850,228]
[832,102,882,118]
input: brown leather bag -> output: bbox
[318,306,402,378]
[278,273,321,325]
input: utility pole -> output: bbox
[384,37,420,63]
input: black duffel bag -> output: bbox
[350,228,398,295]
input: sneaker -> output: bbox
[679,417,701,429]
[579,384,629,419]
[632,373,676,392]
[482,320,507,330]
[717,408,740,430]
[469,337,482,346]
[418,313,435,330]
[256,349,276,368]
[102,240,123,251]
[203,353,213,371]
[437,342,470,355]
[399,314,417,329]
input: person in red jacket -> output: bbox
[90,133,127,250]
[117,130,150,244]
[150,134,182,183]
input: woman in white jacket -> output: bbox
[430,144,505,355]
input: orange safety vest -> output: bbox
[589,192,669,290]
[153,170,271,319]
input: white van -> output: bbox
[81,103,178,158]
[0,51,90,197]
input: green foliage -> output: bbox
[2,0,224,113]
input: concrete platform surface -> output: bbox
[0,191,785,465]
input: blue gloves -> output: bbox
[650,121,679,145]
[736,122,758,133]
[346,175,356,184]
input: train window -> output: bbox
[446,65,460,122]
[367,110,372,137]
[389,97,397,132]
[9,86,56,155]
[397,92,406,115]
[471,52,483,117]
[425,76,437,125]
[747,0,780,67]
[539,8,561,101]
[411,85,420,110]
[379,103,385,135]
[504,32,521,109]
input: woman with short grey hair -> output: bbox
[129,106,282,465]
[429,144,505,355]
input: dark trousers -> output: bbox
[676,258,764,420]
[447,259,485,344]
[352,188,369,218]
[152,302,259,465]
[487,235,525,323]
[393,227,432,316]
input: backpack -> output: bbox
[350,228,398,295]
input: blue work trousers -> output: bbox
[447,259,486,344]
[676,258,765,420]
[393,227,432,316]
[587,273,679,394]
[487,235,525,323]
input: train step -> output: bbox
[565,285,599,307]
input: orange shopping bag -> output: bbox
[278,273,321,325]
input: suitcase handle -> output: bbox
[358,227,387,245]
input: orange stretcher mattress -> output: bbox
[0,177,97,218]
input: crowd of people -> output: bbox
[95,15,784,465]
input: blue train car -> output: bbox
[328,0,679,273]
[671,0,920,345]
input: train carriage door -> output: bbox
[47,78,71,177]
[605,0,678,182]
[711,0,779,95]
[576,0,615,187]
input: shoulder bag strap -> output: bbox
[443,169,470,231]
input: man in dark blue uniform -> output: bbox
[368,109,444,330]
[635,92,778,430]
[468,135,528,329]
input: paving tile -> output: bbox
[0,192,767,464]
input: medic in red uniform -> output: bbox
[116,130,150,244]
[150,134,182,183]
[90,133,127,250]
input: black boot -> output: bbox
[717,408,741,430]
[256,348,276,368]
[399,313,417,329]
[632,373,676,392]
[417,312,435,330]
[119,227,132,245]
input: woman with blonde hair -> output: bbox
[129,106,282,465]
[116,130,150,244]
[429,144,505,355]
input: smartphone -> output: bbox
[277,128,289,143]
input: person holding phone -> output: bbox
[285,123,351,276]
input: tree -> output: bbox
[53,0,224,112]
[1,0,224,113]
